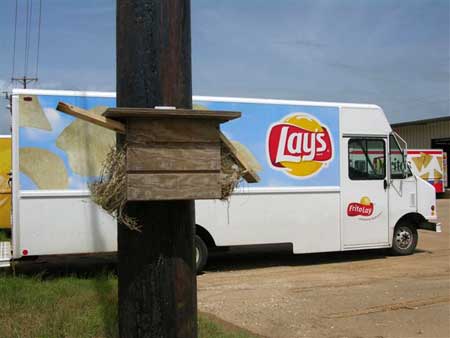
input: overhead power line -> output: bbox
[24,0,31,76]
[11,0,18,80]
[11,0,43,89]
[35,0,42,78]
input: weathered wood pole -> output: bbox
[116,1,196,337]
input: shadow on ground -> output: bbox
[205,244,393,273]
[9,244,419,276]
[9,254,117,278]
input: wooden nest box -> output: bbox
[104,107,243,201]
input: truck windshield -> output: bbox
[389,134,411,179]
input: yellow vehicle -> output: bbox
[0,135,11,229]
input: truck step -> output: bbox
[0,241,11,268]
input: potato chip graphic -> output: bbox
[19,95,52,131]
[56,106,115,177]
[19,147,68,189]
[0,176,7,192]
[193,104,208,111]
[412,156,424,172]
[0,195,9,208]
[420,173,429,181]
[360,196,371,206]
[195,103,263,172]
[434,169,442,180]
[0,194,11,228]
[421,152,432,169]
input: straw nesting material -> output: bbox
[89,146,139,231]
[89,143,244,231]
[220,144,244,200]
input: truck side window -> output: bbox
[348,138,386,180]
[389,135,406,179]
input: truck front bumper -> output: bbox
[418,221,442,233]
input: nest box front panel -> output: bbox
[127,173,221,200]
[126,118,222,201]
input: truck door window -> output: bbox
[389,135,407,179]
[349,139,386,180]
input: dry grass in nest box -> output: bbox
[89,145,140,231]
[89,142,245,230]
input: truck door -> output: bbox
[342,137,389,248]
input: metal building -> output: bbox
[392,116,450,189]
[392,116,450,148]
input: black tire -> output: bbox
[195,235,208,273]
[390,223,418,255]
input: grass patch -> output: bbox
[0,273,117,338]
[199,314,258,338]
[0,272,256,338]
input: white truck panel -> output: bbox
[388,177,418,245]
[341,106,391,135]
[196,189,341,253]
[15,192,116,258]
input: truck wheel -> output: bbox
[195,235,208,273]
[390,223,418,255]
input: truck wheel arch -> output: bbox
[389,213,424,255]
[394,212,425,230]
[195,224,216,249]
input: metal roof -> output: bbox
[391,115,450,128]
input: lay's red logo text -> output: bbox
[267,114,333,178]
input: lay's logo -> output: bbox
[267,114,333,178]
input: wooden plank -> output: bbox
[105,107,241,123]
[220,132,260,183]
[57,101,126,134]
[127,119,220,144]
[127,173,221,200]
[127,144,221,171]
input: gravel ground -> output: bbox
[197,199,450,338]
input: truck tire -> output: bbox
[195,235,208,273]
[390,223,418,255]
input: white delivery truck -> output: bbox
[1,89,441,271]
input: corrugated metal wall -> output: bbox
[393,120,450,148]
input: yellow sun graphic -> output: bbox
[280,115,324,177]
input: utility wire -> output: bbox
[11,0,41,88]
[11,0,18,80]
[24,0,32,77]
[35,0,42,78]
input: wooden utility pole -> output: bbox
[116,1,196,337]
[11,76,38,89]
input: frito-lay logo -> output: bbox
[347,196,374,217]
[267,114,333,178]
